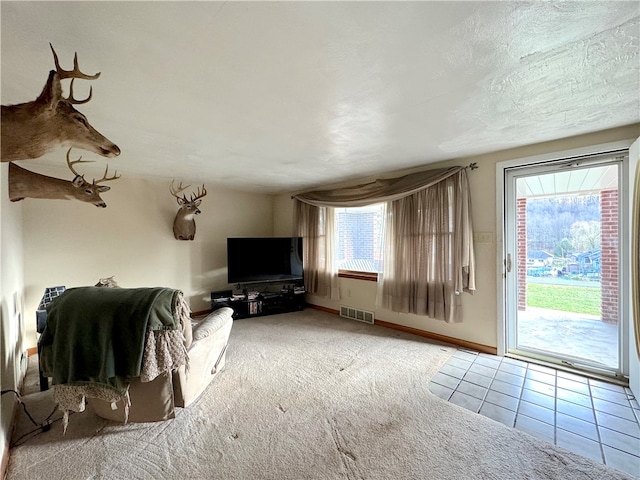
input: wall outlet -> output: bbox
[473,232,493,244]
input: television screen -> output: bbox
[227,237,304,284]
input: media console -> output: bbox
[211,285,305,319]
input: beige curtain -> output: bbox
[294,201,339,299]
[378,169,475,323]
[293,166,475,318]
[294,167,462,207]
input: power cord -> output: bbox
[1,389,39,427]
[2,389,61,447]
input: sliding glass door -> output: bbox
[504,154,625,377]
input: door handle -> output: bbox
[506,253,512,273]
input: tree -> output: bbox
[554,238,573,257]
[526,195,600,252]
[570,221,600,251]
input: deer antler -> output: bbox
[93,165,121,185]
[190,185,207,202]
[50,43,101,80]
[50,43,100,104]
[66,148,95,177]
[170,180,192,202]
[66,78,93,105]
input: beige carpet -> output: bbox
[7,309,634,479]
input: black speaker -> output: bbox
[211,289,233,302]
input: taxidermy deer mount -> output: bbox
[1,44,120,162]
[170,180,207,241]
[9,148,120,208]
[94,276,120,288]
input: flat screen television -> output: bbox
[227,237,304,284]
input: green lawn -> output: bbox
[526,283,600,316]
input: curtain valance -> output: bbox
[293,166,463,207]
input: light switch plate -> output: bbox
[473,232,493,244]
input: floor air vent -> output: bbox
[340,305,375,325]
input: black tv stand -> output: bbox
[211,284,305,319]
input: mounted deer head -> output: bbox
[8,149,120,208]
[1,44,120,162]
[94,276,120,288]
[170,180,207,241]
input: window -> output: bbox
[334,203,385,277]
[294,167,474,319]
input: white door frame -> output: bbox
[496,140,634,375]
[627,137,639,397]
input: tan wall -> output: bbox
[273,194,295,236]
[275,124,640,349]
[1,163,26,473]
[21,176,274,347]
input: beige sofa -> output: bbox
[91,307,234,422]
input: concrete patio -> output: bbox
[516,306,619,369]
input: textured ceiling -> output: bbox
[1,1,639,193]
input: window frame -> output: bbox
[337,269,379,281]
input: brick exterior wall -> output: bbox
[600,189,618,324]
[335,207,384,272]
[517,198,527,311]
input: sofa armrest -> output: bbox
[192,307,234,341]
[173,309,233,407]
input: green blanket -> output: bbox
[39,287,182,393]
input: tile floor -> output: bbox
[429,349,640,478]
